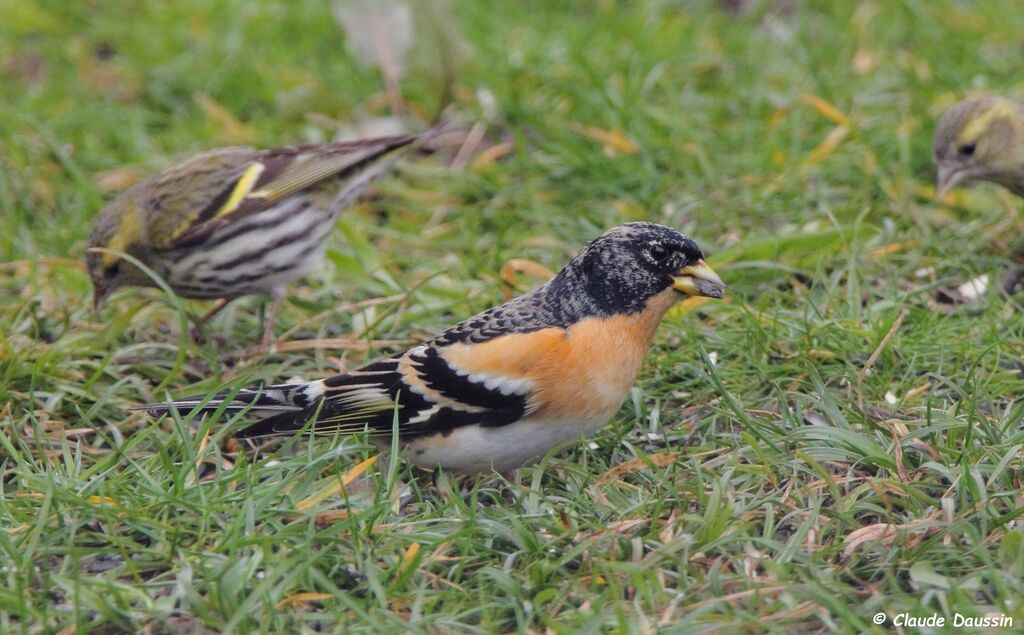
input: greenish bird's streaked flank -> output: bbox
[86,128,438,343]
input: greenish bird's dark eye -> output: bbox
[959,142,976,156]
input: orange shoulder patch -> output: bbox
[440,328,570,380]
[439,287,680,422]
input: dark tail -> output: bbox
[138,383,315,438]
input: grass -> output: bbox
[3,0,1024,632]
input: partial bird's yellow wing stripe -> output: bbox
[211,162,266,218]
[169,162,265,240]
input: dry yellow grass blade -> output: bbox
[767,105,790,125]
[275,592,334,610]
[867,241,913,259]
[918,182,970,207]
[471,141,514,170]
[904,382,931,400]
[0,258,85,273]
[228,338,411,361]
[314,509,351,524]
[804,349,837,361]
[500,258,556,285]
[193,430,210,476]
[278,293,409,341]
[673,296,713,316]
[295,455,379,512]
[93,166,141,191]
[801,125,849,167]
[799,93,848,126]
[400,543,421,572]
[568,122,639,155]
[193,93,256,143]
[578,519,649,540]
[852,48,876,75]
[611,199,647,220]
[667,293,732,319]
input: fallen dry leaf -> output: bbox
[841,520,937,559]
[605,519,648,535]
[596,451,680,485]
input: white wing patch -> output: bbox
[406,404,443,425]
[465,372,533,396]
[299,380,326,403]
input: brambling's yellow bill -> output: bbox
[672,260,725,298]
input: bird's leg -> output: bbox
[260,288,286,349]
[190,298,233,341]
[496,470,520,506]
[219,289,286,358]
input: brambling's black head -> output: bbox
[933,96,1024,197]
[557,222,725,316]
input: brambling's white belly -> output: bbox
[400,415,613,474]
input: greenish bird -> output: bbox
[87,127,437,344]
[933,95,1024,199]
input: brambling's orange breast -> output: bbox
[440,287,679,423]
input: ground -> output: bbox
[2,1,1024,633]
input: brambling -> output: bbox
[144,222,725,474]
[934,95,1024,198]
[87,125,440,344]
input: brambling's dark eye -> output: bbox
[959,142,976,157]
[648,244,669,262]
[107,262,121,278]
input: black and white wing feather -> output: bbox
[144,344,535,440]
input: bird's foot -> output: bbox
[1001,265,1024,296]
